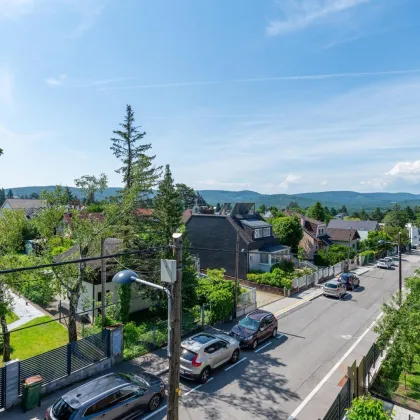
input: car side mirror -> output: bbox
[260,327,264,332]
[136,389,145,397]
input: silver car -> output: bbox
[180,333,240,383]
[323,279,347,299]
[377,259,390,269]
[45,372,164,420]
[384,257,395,267]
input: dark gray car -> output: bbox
[45,372,165,420]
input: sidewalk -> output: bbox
[8,291,43,330]
[383,401,420,420]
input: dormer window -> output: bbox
[263,227,271,237]
[254,227,271,239]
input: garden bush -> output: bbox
[248,268,293,289]
[270,259,295,273]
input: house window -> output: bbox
[263,227,271,237]
[254,229,262,239]
[260,253,269,264]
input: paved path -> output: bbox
[383,401,420,420]
[7,291,43,330]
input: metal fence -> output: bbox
[292,261,344,290]
[238,287,257,309]
[18,329,110,395]
[324,378,351,420]
[0,366,4,409]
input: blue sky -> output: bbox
[1,0,420,194]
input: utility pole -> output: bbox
[233,231,239,321]
[100,239,106,328]
[398,232,402,304]
[167,233,183,420]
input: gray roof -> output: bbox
[327,219,378,231]
[240,219,271,229]
[2,198,46,210]
[258,244,288,253]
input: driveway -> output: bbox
[8,291,44,330]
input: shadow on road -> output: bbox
[181,353,299,419]
[353,286,365,293]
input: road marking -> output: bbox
[225,357,247,371]
[276,333,284,339]
[142,404,168,420]
[341,335,352,340]
[255,341,272,353]
[287,311,384,420]
[183,376,214,396]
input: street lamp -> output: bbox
[378,232,402,301]
[112,269,172,356]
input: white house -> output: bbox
[54,238,151,322]
[406,223,420,247]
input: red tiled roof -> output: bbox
[134,208,153,216]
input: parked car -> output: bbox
[229,309,278,350]
[377,259,391,269]
[323,280,347,299]
[339,272,360,290]
[383,257,395,267]
[180,332,240,383]
[45,372,165,420]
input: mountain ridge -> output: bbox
[3,186,420,211]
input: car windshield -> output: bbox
[325,283,338,289]
[52,398,77,420]
[239,317,260,331]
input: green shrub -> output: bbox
[271,259,294,273]
[247,268,293,289]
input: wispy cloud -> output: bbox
[386,160,420,181]
[45,73,67,86]
[0,0,36,19]
[104,69,420,90]
[279,174,303,189]
[0,69,14,107]
[267,0,370,36]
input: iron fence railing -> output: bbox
[19,329,110,395]
[323,378,351,420]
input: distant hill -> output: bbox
[4,186,420,211]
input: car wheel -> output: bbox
[148,394,162,412]
[252,339,258,350]
[230,349,240,364]
[272,328,277,338]
[200,367,211,384]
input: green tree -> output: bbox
[306,202,326,222]
[257,203,267,214]
[287,201,299,210]
[359,209,370,221]
[63,187,74,204]
[0,188,5,206]
[405,205,415,222]
[339,205,348,214]
[215,203,221,213]
[330,207,338,216]
[0,147,3,156]
[41,186,71,206]
[371,207,384,222]
[32,206,66,240]
[382,204,408,228]
[29,192,40,199]
[74,174,108,205]
[271,216,303,251]
[346,394,391,419]
[0,210,28,254]
[7,189,13,199]
[175,183,196,210]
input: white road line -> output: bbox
[183,377,214,396]
[287,311,384,420]
[224,357,248,371]
[277,333,284,339]
[255,341,272,353]
[142,404,167,420]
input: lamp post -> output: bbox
[378,232,402,302]
[111,269,172,355]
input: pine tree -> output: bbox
[154,165,183,245]
[7,189,13,199]
[111,105,158,189]
[371,207,384,222]
[340,205,348,214]
[306,202,326,222]
[64,187,74,204]
[215,203,221,213]
[0,188,5,206]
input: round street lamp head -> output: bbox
[112,269,138,284]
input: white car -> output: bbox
[377,259,390,269]
[384,257,395,267]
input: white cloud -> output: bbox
[0,0,36,19]
[45,73,67,86]
[386,160,420,181]
[267,0,370,36]
[0,69,14,107]
[279,174,303,188]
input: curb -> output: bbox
[274,292,323,319]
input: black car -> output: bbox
[339,272,360,290]
[229,309,278,350]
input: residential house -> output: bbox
[184,202,290,279]
[284,211,333,260]
[1,198,46,219]
[406,223,420,247]
[327,219,379,241]
[326,228,360,249]
[334,213,347,220]
[54,238,150,322]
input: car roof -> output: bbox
[326,279,340,285]
[247,309,273,321]
[182,333,218,351]
[62,373,129,409]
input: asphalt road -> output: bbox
[141,252,420,420]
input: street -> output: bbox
[142,252,420,420]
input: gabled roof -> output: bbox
[284,210,330,244]
[327,228,360,242]
[2,198,46,210]
[327,220,379,231]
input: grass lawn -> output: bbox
[0,316,68,365]
[6,312,19,324]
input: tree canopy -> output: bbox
[271,216,303,251]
